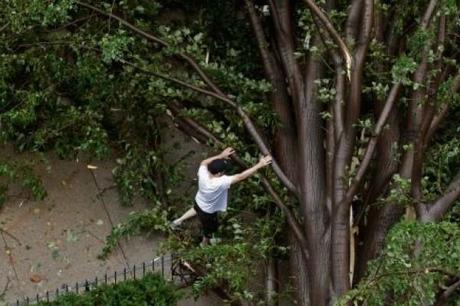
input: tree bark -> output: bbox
[298,47,330,306]
[353,0,441,283]
[77,1,458,305]
[422,171,460,222]
[289,233,311,306]
[331,0,373,297]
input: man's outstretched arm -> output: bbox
[200,147,235,166]
[231,155,272,184]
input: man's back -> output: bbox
[195,165,233,213]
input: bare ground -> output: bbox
[0,139,220,305]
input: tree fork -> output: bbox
[353,0,443,284]
[300,0,353,75]
[331,0,373,296]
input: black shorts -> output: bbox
[194,203,219,238]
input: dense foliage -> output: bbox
[163,211,288,304]
[339,221,460,305]
[1,0,460,305]
[0,159,46,207]
[0,1,284,303]
[98,207,169,260]
[35,273,181,306]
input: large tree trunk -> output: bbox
[289,233,311,305]
[297,52,330,306]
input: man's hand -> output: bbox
[220,147,235,159]
[258,155,272,167]
[231,154,272,184]
[201,147,235,166]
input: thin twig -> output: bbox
[0,232,19,282]
[367,267,460,285]
[0,23,9,32]
[0,276,11,298]
[47,15,93,32]
[108,0,116,31]
[88,169,130,268]
[0,228,22,246]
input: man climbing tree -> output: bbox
[1,0,460,305]
[171,147,272,245]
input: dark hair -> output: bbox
[208,159,228,174]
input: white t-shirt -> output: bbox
[195,165,234,213]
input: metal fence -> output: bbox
[12,255,174,306]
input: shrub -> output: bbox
[36,273,181,306]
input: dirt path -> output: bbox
[0,151,163,304]
[0,136,221,305]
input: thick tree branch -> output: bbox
[405,0,440,139]
[241,0,301,203]
[309,13,345,141]
[76,1,298,197]
[342,83,402,205]
[244,3,311,300]
[269,0,305,115]
[169,103,309,262]
[426,74,460,142]
[326,105,335,215]
[244,0,300,178]
[420,0,439,29]
[332,55,345,141]
[435,279,460,306]
[0,23,9,32]
[118,60,227,102]
[422,171,460,222]
[357,0,400,216]
[356,1,442,281]
[421,66,448,147]
[244,0,276,79]
[398,0,439,179]
[300,0,353,76]
[413,17,447,218]
[345,0,364,43]
[365,267,460,285]
[426,104,448,141]
[345,0,373,128]
[75,1,224,95]
[332,0,373,208]
[400,0,438,182]
[404,0,439,153]
[331,2,374,295]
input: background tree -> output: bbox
[0,0,459,305]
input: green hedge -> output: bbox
[36,273,181,306]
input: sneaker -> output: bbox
[200,238,211,247]
[169,221,183,231]
[209,237,221,245]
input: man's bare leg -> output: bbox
[201,236,210,246]
[172,207,197,225]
